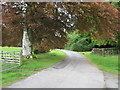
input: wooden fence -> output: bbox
[92,48,119,56]
[0,50,22,72]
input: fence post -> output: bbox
[1,51,3,59]
[19,50,22,65]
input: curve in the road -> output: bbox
[7,50,105,88]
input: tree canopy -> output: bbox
[2,2,119,50]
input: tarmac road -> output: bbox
[7,50,107,88]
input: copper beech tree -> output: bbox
[2,2,119,51]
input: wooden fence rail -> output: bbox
[0,50,22,72]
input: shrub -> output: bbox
[65,30,94,52]
[34,49,50,54]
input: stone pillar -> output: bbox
[22,30,32,57]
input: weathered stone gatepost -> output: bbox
[22,30,32,58]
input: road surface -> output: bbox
[7,50,114,88]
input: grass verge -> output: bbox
[80,52,119,74]
[0,47,66,88]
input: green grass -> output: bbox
[80,52,119,74]
[0,47,22,52]
[0,47,66,88]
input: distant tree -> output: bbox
[65,30,93,52]
[112,1,120,7]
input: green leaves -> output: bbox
[65,30,93,52]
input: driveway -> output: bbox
[7,50,116,88]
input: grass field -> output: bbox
[0,47,66,88]
[80,52,119,74]
[0,47,22,52]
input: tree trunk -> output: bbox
[22,4,33,59]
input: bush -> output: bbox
[65,30,94,52]
[34,49,50,54]
[71,39,93,52]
